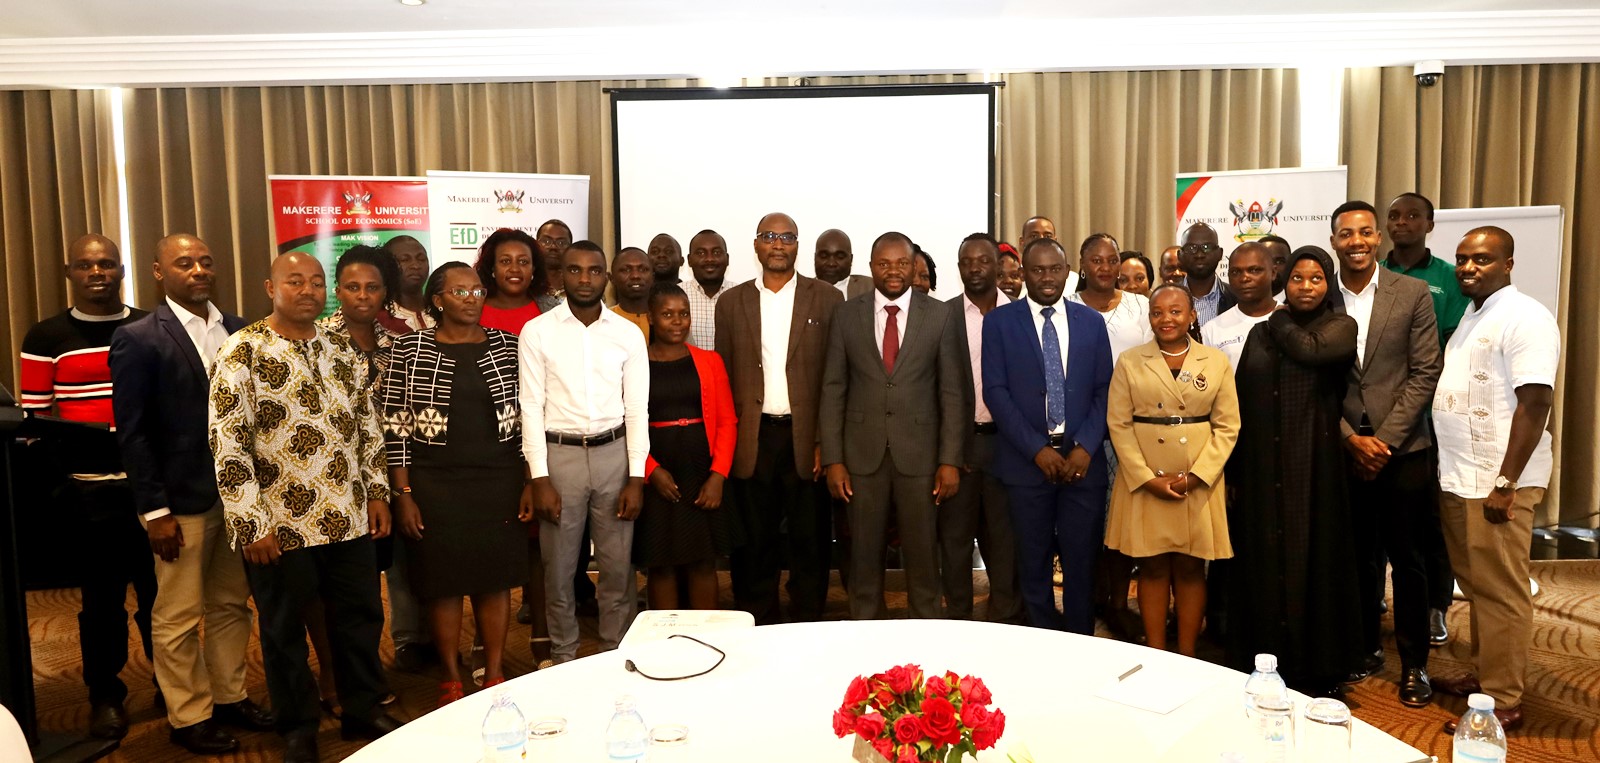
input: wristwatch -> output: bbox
[1494,475,1518,491]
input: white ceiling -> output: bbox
[2,1,1598,87]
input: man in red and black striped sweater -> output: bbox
[18,233,155,740]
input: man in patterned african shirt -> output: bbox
[208,253,401,762]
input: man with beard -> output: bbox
[1019,216,1078,294]
[684,229,731,349]
[1201,243,1278,369]
[648,233,683,286]
[536,219,574,300]
[609,247,654,339]
[1178,223,1236,326]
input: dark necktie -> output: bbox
[1041,306,1065,432]
[882,305,901,375]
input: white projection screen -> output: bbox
[612,85,997,290]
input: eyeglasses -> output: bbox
[755,232,799,245]
[448,287,487,299]
[1181,243,1220,255]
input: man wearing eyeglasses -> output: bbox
[1178,223,1237,326]
[536,220,573,301]
[1019,216,1079,294]
[715,213,844,624]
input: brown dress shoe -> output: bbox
[1443,706,1522,734]
[1432,673,1483,697]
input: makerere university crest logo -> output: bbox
[493,189,526,214]
[341,191,373,216]
[1227,198,1284,242]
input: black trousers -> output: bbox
[68,479,158,704]
[1424,445,1457,611]
[730,418,830,624]
[245,536,386,735]
[1351,449,1439,669]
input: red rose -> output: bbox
[960,700,991,730]
[833,707,857,738]
[871,683,898,710]
[919,696,961,746]
[843,676,870,708]
[972,708,1006,750]
[855,712,886,741]
[896,745,919,763]
[872,736,894,760]
[959,675,993,706]
[892,714,925,745]
[883,664,922,695]
[925,675,950,699]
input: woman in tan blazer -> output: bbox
[1105,284,1241,656]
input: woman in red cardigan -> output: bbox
[636,283,739,610]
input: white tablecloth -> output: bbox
[348,619,1428,762]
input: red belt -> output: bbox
[650,418,704,428]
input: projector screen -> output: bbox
[612,85,996,293]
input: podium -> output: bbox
[0,384,121,762]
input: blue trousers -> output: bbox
[1007,473,1107,634]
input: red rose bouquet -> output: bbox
[832,664,1006,762]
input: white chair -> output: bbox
[0,702,33,763]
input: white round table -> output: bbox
[348,620,1428,762]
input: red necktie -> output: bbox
[883,305,901,375]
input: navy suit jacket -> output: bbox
[109,303,246,517]
[980,298,1113,488]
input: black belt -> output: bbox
[761,414,794,425]
[545,424,626,447]
[1047,433,1067,447]
[973,422,998,435]
[1132,415,1211,426]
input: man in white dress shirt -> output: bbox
[1431,227,1557,734]
[519,240,650,663]
[1201,243,1278,369]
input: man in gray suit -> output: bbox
[1328,201,1443,708]
[821,231,971,620]
[815,229,873,300]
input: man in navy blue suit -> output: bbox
[981,237,1113,634]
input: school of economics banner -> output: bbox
[424,170,590,266]
[269,175,430,317]
[1174,166,1349,265]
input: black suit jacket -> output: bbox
[109,303,246,517]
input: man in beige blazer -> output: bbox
[715,213,844,624]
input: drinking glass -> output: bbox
[1299,697,1353,763]
[526,716,573,761]
[646,723,691,763]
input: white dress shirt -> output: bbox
[685,279,729,350]
[873,288,912,360]
[1433,285,1559,499]
[167,296,228,373]
[962,291,1012,423]
[758,274,798,415]
[518,302,650,479]
[834,279,850,299]
[1027,297,1070,435]
[1338,267,1381,366]
[1068,290,1153,363]
[1201,302,1277,370]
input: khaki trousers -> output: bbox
[144,505,254,728]
[1439,487,1544,709]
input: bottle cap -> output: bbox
[1467,693,1495,711]
[1254,654,1277,672]
[615,694,637,711]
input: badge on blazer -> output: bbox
[1193,373,1208,391]
[1177,370,1193,384]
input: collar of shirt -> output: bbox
[693,280,729,299]
[166,296,223,329]
[758,272,798,297]
[1184,276,1221,300]
[963,290,1011,315]
[874,287,912,315]
[70,306,131,323]
[1463,283,1518,318]
[1027,296,1067,319]
[554,299,627,327]
[1338,266,1382,299]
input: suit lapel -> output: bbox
[786,278,807,363]
[1362,281,1398,368]
[1143,346,1185,400]
[887,292,928,378]
[741,285,762,358]
[157,305,208,380]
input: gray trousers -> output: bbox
[938,430,1021,622]
[848,447,941,621]
[541,439,635,663]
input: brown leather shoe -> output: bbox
[1431,672,1483,697]
[1443,706,1522,734]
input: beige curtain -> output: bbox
[0,89,118,390]
[1343,63,1600,526]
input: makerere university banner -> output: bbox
[1174,166,1349,266]
[425,170,590,265]
[269,175,430,315]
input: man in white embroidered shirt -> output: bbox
[519,240,649,664]
[1430,227,1558,735]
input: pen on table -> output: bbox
[1117,664,1143,682]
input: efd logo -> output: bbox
[341,192,373,216]
[1227,198,1284,242]
[493,189,525,214]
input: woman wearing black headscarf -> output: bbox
[1224,245,1361,695]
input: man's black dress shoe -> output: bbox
[214,697,276,731]
[341,713,404,741]
[88,702,129,739]
[1429,608,1451,646]
[170,719,240,755]
[1398,667,1433,707]
[284,730,319,763]
[1343,649,1385,684]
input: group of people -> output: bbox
[18,193,1554,760]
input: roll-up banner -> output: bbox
[424,170,590,265]
[1175,166,1349,272]
[268,175,430,316]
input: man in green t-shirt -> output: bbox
[1381,191,1466,650]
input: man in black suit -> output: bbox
[821,231,970,620]
[109,233,272,755]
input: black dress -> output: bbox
[634,355,735,567]
[405,340,528,600]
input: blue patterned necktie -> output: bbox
[1041,306,1065,432]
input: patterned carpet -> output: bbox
[22,561,1600,761]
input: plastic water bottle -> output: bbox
[605,694,649,761]
[481,686,527,763]
[1243,654,1293,763]
[1452,693,1508,763]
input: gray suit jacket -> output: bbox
[820,289,971,476]
[843,274,873,300]
[1338,269,1442,456]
